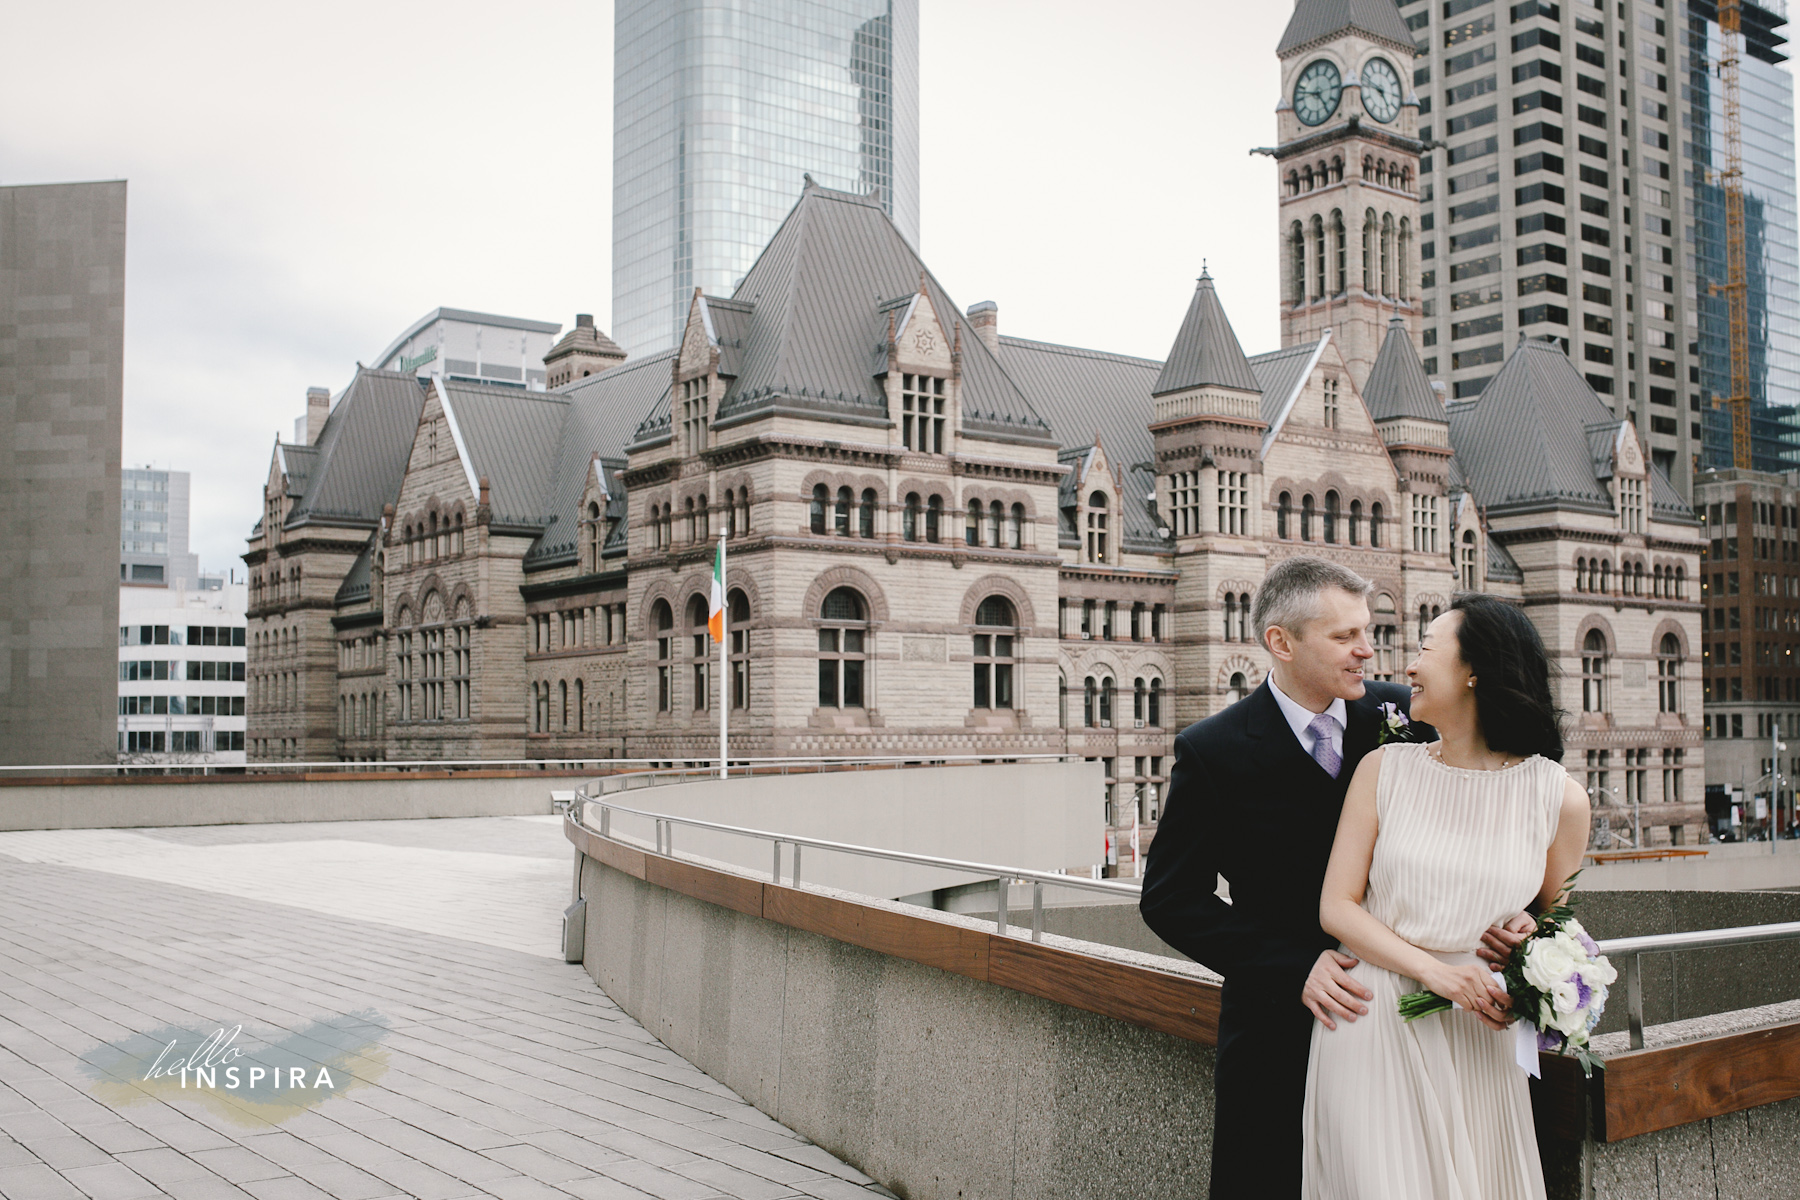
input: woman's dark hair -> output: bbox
[1448,593,1564,762]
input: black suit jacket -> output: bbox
[1141,679,1413,1005]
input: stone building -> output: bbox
[244,0,1706,857]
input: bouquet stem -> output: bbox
[1397,989,1453,1023]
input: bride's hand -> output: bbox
[1420,961,1513,1031]
[1477,910,1537,972]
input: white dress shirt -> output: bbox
[1267,675,1346,762]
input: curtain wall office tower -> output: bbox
[611,0,920,357]
[1399,0,1799,492]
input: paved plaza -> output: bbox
[0,817,892,1200]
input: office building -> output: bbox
[1693,465,1799,834]
[117,582,247,764]
[1690,3,1800,472]
[610,0,920,356]
[121,467,200,588]
[373,308,563,392]
[0,181,126,766]
[1402,0,1717,493]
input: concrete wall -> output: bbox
[0,181,127,765]
[0,772,569,830]
[579,852,1800,1200]
[594,760,1103,899]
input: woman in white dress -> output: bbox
[1301,595,1590,1200]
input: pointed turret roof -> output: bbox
[1278,0,1417,56]
[1364,317,1444,423]
[1152,270,1261,397]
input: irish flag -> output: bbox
[708,536,726,642]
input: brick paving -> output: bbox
[0,818,890,1200]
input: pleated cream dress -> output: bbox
[1301,741,1567,1200]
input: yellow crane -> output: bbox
[1712,0,1753,470]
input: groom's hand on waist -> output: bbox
[1302,950,1373,1030]
[1477,911,1537,971]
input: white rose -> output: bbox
[1554,1006,1589,1036]
[1523,940,1578,990]
[1562,918,1587,939]
[1578,957,1618,988]
[1550,980,1582,1014]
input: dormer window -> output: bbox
[681,376,711,454]
[901,374,945,453]
[1323,377,1340,428]
[1086,491,1109,563]
[1619,476,1644,533]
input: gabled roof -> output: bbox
[1278,0,1418,55]
[1364,317,1445,424]
[1447,337,1695,522]
[526,350,678,567]
[278,443,319,498]
[708,181,1052,443]
[1487,537,1523,583]
[437,379,571,530]
[286,368,428,528]
[335,539,375,605]
[1152,271,1261,397]
[998,336,1167,550]
[1248,337,1327,432]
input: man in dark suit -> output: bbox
[1141,557,1411,1199]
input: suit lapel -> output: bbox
[1247,680,1335,782]
[1343,693,1381,772]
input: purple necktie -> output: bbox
[1308,713,1342,779]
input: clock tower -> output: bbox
[1273,0,1424,390]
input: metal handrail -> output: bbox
[0,754,1077,776]
[580,795,1138,944]
[1596,921,1800,1050]
[587,755,1078,794]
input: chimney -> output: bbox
[576,313,594,329]
[966,301,999,353]
[294,387,330,445]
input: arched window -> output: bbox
[1599,560,1612,594]
[1324,491,1339,544]
[1229,671,1249,704]
[926,495,943,543]
[560,679,569,731]
[1370,502,1384,547]
[653,600,673,712]
[1675,566,1686,599]
[1330,155,1343,184]
[967,499,982,546]
[904,493,921,542]
[683,497,696,543]
[1419,604,1432,642]
[587,502,603,570]
[724,489,737,537]
[1286,170,1299,197]
[1301,493,1315,542]
[687,595,710,711]
[1010,503,1025,550]
[1312,215,1326,298]
[1086,491,1110,563]
[453,511,464,556]
[1237,592,1251,642]
[428,512,439,560]
[1581,630,1610,712]
[1303,164,1314,191]
[1100,677,1115,727]
[1633,561,1645,596]
[1332,210,1347,294]
[737,488,751,534]
[988,500,1004,548]
[1576,557,1587,591]
[1134,677,1147,724]
[697,494,709,541]
[860,489,877,538]
[729,589,751,709]
[1084,676,1097,727]
[1291,222,1306,304]
[1362,209,1376,292]
[1398,217,1411,299]
[1460,528,1478,590]
[574,679,584,732]
[810,485,828,535]
[1349,499,1363,546]
[1149,678,1162,727]
[1371,594,1399,681]
[1059,675,1069,727]
[1381,213,1394,297]
[1278,491,1292,539]
[972,596,1017,709]
[1653,564,1665,597]
[1658,633,1682,713]
[835,487,853,536]
[818,588,868,709]
[1223,594,1237,640]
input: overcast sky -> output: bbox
[6,2,1319,571]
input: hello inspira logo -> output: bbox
[78,1011,390,1127]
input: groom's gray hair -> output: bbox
[1251,556,1375,641]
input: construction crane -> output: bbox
[1712,0,1753,470]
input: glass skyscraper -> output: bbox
[612,0,920,357]
[1690,2,1800,472]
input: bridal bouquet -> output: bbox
[1397,877,1614,1077]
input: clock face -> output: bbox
[1293,60,1342,127]
[1361,57,1402,123]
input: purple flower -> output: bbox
[1569,973,1593,1009]
[1576,932,1600,957]
[1538,1028,1563,1052]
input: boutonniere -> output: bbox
[1377,701,1428,745]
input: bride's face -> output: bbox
[1405,610,1475,727]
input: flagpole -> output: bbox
[718,534,728,779]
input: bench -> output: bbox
[1585,848,1711,865]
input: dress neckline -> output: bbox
[1417,743,1540,777]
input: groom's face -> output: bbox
[1275,587,1375,705]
